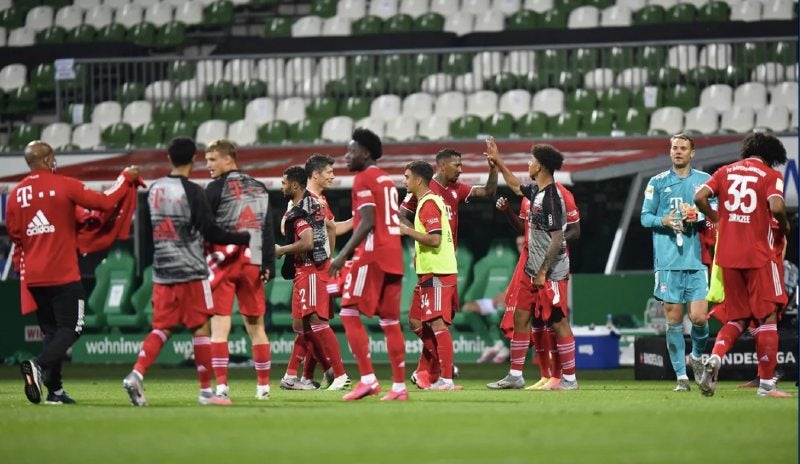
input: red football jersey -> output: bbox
[703,158,784,269]
[401,178,472,248]
[351,165,403,274]
[557,183,580,226]
[7,169,132,286]
[310,191,335,221]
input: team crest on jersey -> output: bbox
[533,191,545,207]
[645,184,654,200]
[777,178,784,192]
[451,190,457,199]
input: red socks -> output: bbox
[434,328,454,380]
[413,325,439,375]
[548,328,561,378]
[286,330,306,377]
[340,309,374,376]
[252,343,271,386]
[193,336,212,389]
[510,331,530,372]
[531,326,551,378]
[314,323,346,377]
[380,319,406,384]
[211,341,229,386]
[556,335,576,376]
[133,329,168,375]
[755,323,778,382]
[712,321,744,358]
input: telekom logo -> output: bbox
[16,186,32,208]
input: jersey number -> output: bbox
[723,174,757,214]
[383,187,401,235]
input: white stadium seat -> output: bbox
[292,15,323,37]
[434,91,466,119]
[699,84,734,112]
[761,0,793,20]
[648,106,684,134]
[600,5,632,27]
[337,0,367,18]
[321,116,354,142]
[195,59,224,84]
[173,79,205,103]
[770,82,798,111]
[647,0,677,7]
[454,72,484,93]
[196,120,228,147]
[417,115,451,139]
[227,119,258,146]
[370,94,403,120]
[616,67,650,90]
[244,97,276,125]
[568,6,600,29]
[91,101,122,130]
[531,88,564,117]
[7,27,35,47]
[25,6,53,33]
[698,44,732,70]
[503,51,536,75]
[499,89,532,119]
[683,106,719,134]
[583,68,615,91]
[122,100,153,129]
[144,80,172,102]
[472,52,504,80]
[175,1,204,26]
[368,0,398,18]
[84,5,113,29]
[466,90,499,118]
[0,64,26,92]
[143,2,173,27]
[275,97,307,124]
[730,0,761,21]
[354,116,385,137]
[523,0,553,13]
[54,6,84,30]
[402,92,435,121]
[720,106,755,133]
[321,16,352,36]
[491,0,521,14]
[285,57,316,85]
[755,104,790,132]
[104,0,131,7]
[666,45,698,74]
[733,82,768,110]
[420,73,454,94]
[316,57,347,82]
[256,58,286,82]
[399,0,429,16]
[72,123,102,149]
[114,4,143,29]
[444,11,473,35]
[750,62,785,86]
[223,59,255,86]
[385,115,418,141]
[41,123,72,150]
[430,0,459,15]
[473,10,504,32]
[791,109,798,130]
[73,0,101,10]
[462,0,491,14]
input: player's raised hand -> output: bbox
[495,196,509,211]
[485,137,502,166]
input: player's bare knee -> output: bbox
[408,317,422,331]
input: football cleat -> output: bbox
[380,389,409,401]
[688,356,704,385]
[20,360,43,404]
[673,379,691,392]
[123,371,148,407]
[327,374,351,391]
[342,381,380,400]
[45,390,77,404]
[525,377,551,391]
[486,374,524,390]
[699,355,721,397]
[412,371,432,389]
[549,378,580,391]
[756,386,793,398]
[255,385,271,400]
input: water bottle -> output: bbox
[606,313,614,329]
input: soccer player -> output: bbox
[400,160,459,390]
[7,141,139,404]
[328,128,407,401]
[276,166,350,392]
[122,137,250,407]
[399,147,498,388]
[280,154,351,389]
[640,134,711,392]
[486,138,580,390]
[487,143,579,391]
[203,139,275,404]
[694,132,791,398]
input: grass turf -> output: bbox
[0,363,796,464]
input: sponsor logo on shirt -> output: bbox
[153,217,179,240]
[26,210,55,236]
[235,205,261,230]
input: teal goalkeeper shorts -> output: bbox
[653,269,708,304]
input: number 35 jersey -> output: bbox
[702,158,784,269]
[351,165,403,275]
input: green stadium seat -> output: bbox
[686,66,718,87]
[583,109,613,136]
[633,5,665,25]
[516,111,548,136]
[441,53,471,75]
[203,0,234,28]
[8,123,40,150]
[205,81,236,101]
[117,82,145,105]
[264,17,292,37]
[153,101,183,128]
[167,60,197,82]
[130,266,154,325]
[450,115,482,138]
[339,96,370,120]
[616,107,648,135]
[567,88,597,114]
[654,67,681,87]
[352,15,383,35]
[637,46,665,71]
[719,65,747,87]
[603,46,635,71]
[62,103,88,124]
[518,71,551,91]
[736,42,768,67]
[772,41,797,64]
[36,25,66,44]
[289,119,320,143]
[30,63,55,93]
[598,87,631,117]
[96,23,126,42]
[483,112,514,138]
[384,13,413,32]
[268,276,294,331]
[461,243,518,303]
[540,9,567,29]
[538,49,567,79]
[348,55,376,78]
[156,21,186,48]
[66,24,95,43]
[665,3,696,23]
[129,22,157,47]
[238,79,268,100]
[455,246,474,302]
[4,85,37,117]
[311,0,337,18]
[185,100,213,126]
[388,75,416,96]
[573,48,599,74]
[306,97,337,121]
[361,75,386,97]
[555,0,584,15]
[413,12,444,31]
[410,53,438,81]
[163,120,196,141]
[103,249,146,330]
[258,120,289,144]
[547,110,581,137]
[698,1,730,22]
[485,72,518,94]
[132,122,163,148]
[102,122,133,149]
[0,7,24,29]
[214,98,245,123]
[664,84,697,111]
[556,71,581,92]
[324,77,356,98]
[379,54,408,77]
[84,259,110,331]
[506,9,539,30]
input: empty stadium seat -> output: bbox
[568,5,600,28]
[370,94,402,120]
[491,0,521,13]
[226,119,257,146]
[292,15,322,36]
[8,27,35,46]
[25,6,53,33]
[474,10,504,32]
[498,89,532,119]
[472,52,503,80]
[583,68,615,91]
[648,106,683,134]
[420,73,454,94]
[83,5,112,29]
[195,119,227,146]
[755,104,790,132]
[0,64,26,92]
[143,2,173,27]
[600,4,632,26]
[444,11,473,35]
[399,0,427,16]
[616,67,650,90]
[684,106,719,134]
[451,72,481,93]
[417,115,450,139]
[354,116,385,137]
[434,91,466,119]
[462,0,491,13]
[321,115,354,142]
[285,57,316,85]
[698,43,732,70]
[503,50,536,75]
[175,1,203,26]
[385,115,417,141]
[761,0,793,20]
[730,0,761,21]
[720,106,755,133]
[275,97,307,124]
[369,0,398,18]
[321,15,351,35]
[243,97,276,125]
[122,100,153,129]
[402,92,435,120]
[531,88,565,116]
[74,0,101,9]
[41,122,72,149]
[114,4,143,29]
[54,5,83,30]
[72,122,102,149]
[431,0,460,15]
[770,82,797,111]
[733,82,767,110]
[699,84,733,112]
[667,45,698,73]
[466,90,499,118]
[91,101,122,130]
[751,62,785,85]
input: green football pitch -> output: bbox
[0,364,796,464]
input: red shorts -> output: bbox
[152,279,213,330]
[292,268,331,320]
[722,260,787,321]
[408,274,457,324]
[515,272,570,322]
[212,262,265,318]
[503,254,527,310]
[340,260,402,319]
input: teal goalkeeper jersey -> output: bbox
[640,168,711,271]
